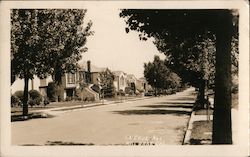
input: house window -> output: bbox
[67,73,75,84]
[40,79,47,87]
[120,76,124,86]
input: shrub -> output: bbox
[82,97,88,102]
[29,90,41,99]
[89,96,95,102]
[65,97,72,101]
[11,95,21,107]
[125,87,131,94]
[73,96,82,101]
[129,90,134,96]
[119,90,126,96]
[13,90,24,103]
[43,96,50,106]
[28,99,36,107]
[47,82,57,102]
[29,90,43,105]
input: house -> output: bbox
[11,60,142,101]
[11,75,53,96]
[91,67,114,98]
[11,60,100,101]
[57,60,114,101]
[126,74,137,94]
[136,77,150,93]
[39,76,54,97]
[113,71,128,92]
[62,60,105,101]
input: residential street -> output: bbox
[12,88,196,146]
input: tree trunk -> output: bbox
[212,11,233,144]
[199,79,206,102]
[154,87,157,97]
[194,79,206,110]
[23,76,29,116]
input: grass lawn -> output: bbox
[11,95,142,116]
[190,92,238,144]
[11,100,102,121]
[195,109,213,115]
[11,100,99,118]
[190,120,212,145]
[195,92,238,115]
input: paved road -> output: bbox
[12,88,196,145]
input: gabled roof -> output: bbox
[112,71,126,77]
[138,77,147,82]
[127,74,136,79]
[92,67,110,73]
[77,60,108,73]
[127,74,137,82]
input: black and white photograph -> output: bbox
[0,1,249,157]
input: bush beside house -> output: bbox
[47,82,57,102]
[28,90,43,107]
[13,91,24,103]
[11,95,21,107]
[11,90,49,107]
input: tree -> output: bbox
[35,10,93,83]
[99,70,115,98]
[120,9,238,144]
[11,9,93,116]
[47,82,58,102]
[144,55,181,95]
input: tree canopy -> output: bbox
[120,9,238,87]
[120,9,238,144]
[11,9,93,83]
[144,55,181,91]
[11,9,93,116]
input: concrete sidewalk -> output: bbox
[183,108,238,145]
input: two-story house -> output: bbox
[60,60,114,101]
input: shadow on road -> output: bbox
[112,109,191,116]
[167,97,195,101]
[45,141,94,146]
[140,104,193,109]
[11,112,55,122]
[156,102,194,105]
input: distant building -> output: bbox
[11,60,103,101]
[11,60,147,101]
[126,74,137,94]
[113,71,128,92]
[136,77,150,93]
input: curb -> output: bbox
[182,111,195,145]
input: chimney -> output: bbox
[87,60,91,73]
[87,60,91,83]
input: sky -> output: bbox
[81,7,165,79]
